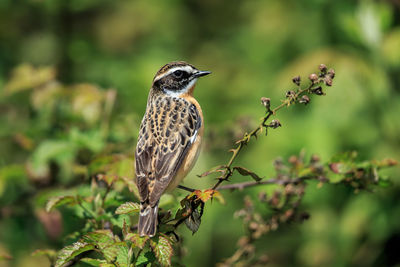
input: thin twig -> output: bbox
[177,185,196,192]
[218,178,303,190]
[210,82,316,190]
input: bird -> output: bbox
[135,61,211,237]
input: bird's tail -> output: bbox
[138,203,158,237]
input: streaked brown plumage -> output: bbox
[135,61,210,237]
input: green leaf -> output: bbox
[136,251,156,266]
[233,166,263,181]
[46,196,76,212]
[125,233,149,249]
[83,230,114,249]
[55,240,95,267]
[116,202,140,215]
[4,64,56,94]
[89,155,135,186]
[149,235,173,267]
[83,230,119,262]
[115,242,132,267]
[378,177,392,188]
[80,258,108,266]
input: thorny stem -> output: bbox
[211,82,317,190]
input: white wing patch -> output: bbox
[189,129,198,144]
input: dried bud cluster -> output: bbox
[299,95,310,105]
[269,119,281,128]
[319,64,327,73]
[286,90,295,98]
[292,75,301,86]
[260,97,271,109]
[311,86,324,95]
[308,73,318,84]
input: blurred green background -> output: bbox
[1,0,400,266]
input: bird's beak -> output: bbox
[194,70,211,78]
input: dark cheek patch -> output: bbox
[156,76,190,92]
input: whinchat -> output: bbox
[135,61,210,237]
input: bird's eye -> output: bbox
[173,70,183,78]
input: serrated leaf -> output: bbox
[115,242,131,267]
[125,233,149,249]
[149,235,173,267]
[233,166,263,181]
[83,230,114,249]
[80,258,108,266]
[116,202,140,214]
[55,240,95,267]
[46,196,76,212]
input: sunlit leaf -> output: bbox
[115,242,131,267]
[125,233,149,249]
[192,189,223,203]
[115,202,140,215]
[46,196,76,212]
[80,258,108,266]
[4,64,56,95]
[149,235,173,267]
[83,230,118,262]
[55,240,95,267]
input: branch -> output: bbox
[203,65,335,190]
[218,177,304,190]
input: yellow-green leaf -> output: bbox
[149,235,173,267]
[46,196,76,212]
[115,202,140,215]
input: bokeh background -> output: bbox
[1,0,400,266]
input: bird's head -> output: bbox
[152,61,211,97]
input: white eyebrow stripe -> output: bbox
[153,65,194,82]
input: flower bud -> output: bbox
[312,86,324,95]
[318,64,327,73]
[292,75,301,86]
[269,119,281,128]
[285,90,295,98]
[299,95,310,105]
[308,73,318,84]
[327,68,335,79]
[324,77,332,86]
[260,97,271,109]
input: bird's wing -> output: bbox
[135,96,201,207]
